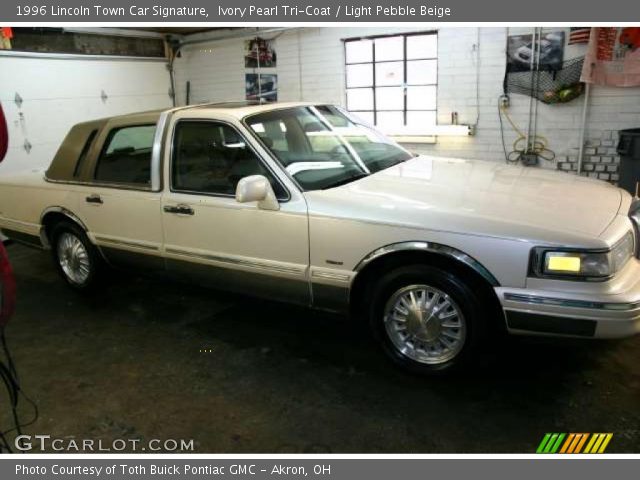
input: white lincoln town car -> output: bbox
[1,102,639,373]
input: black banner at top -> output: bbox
[0,0,637,22]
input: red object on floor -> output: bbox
[0,102,7,162]
[0,242,16,326]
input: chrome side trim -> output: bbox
[44,176,153,192]
[503,292,640,312]
[93,236,159,252]
[354,241,500,287]
[311,270,351,282]
[165,248,306,276]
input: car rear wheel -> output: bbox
[51,222,102,291]
[369,265,484,374]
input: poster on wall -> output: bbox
[581,27,640,87]
[244,37,277,68]
[245,74,278,102]
[507,31,565,72]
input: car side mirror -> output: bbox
[235,175,280,211]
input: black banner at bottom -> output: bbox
[1,459,638,480]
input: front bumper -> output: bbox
[498,291,640,338]
[496,259,640,339]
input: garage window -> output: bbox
[344,32,437,133]
[94,125,156,187]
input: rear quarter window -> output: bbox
[94,124,156,186]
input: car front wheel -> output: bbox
[369,265,484,374]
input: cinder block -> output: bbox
[560,162,571,171]
[611,174,620,181]
[596,147,609,154]
[588,172,599,178]
[585,148,597,155]
[591,156,601,163]
[601,156,613,163]
[598,173,610,180]
[608,148,618,155]
[602,139,615,147]
[606,165,618,172]
[614,156,621,164]
[595,164,606,172]
[583,163,595,171]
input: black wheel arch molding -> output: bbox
[353,240,501,287]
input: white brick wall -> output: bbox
[173,27,640,165]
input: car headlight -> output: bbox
[531,231,635,280]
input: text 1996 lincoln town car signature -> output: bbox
[1,102,639,373]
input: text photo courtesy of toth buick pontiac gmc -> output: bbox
[0,102,639,374]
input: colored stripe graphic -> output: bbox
[537,433,613,454]
[536,433,566,453]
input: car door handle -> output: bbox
[85,194,103,204]
[163,204,194,216]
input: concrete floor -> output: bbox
[2,242,639,453]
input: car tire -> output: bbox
[50,221,102,291]
[368,264,485,375]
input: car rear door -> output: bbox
[73,116,164,271]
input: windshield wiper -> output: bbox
[322,172,369,190]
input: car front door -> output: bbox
[160,117,310,305]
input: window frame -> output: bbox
[343,31,438,133]
[91,123,157,190]
[169,118,291,202]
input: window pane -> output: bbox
[345,39,372,63]
[172,121,284,197]
[407,86,436,110]
[376,61,404,86]
[407,60,437,85]
[407,34,437,59]
[376,87,404,110]
[407,111,437,127]
[374,36,404,61]
[376,111,404,129]
[347,88,374,111]
[95,125,156,185]
[346,63,373,88]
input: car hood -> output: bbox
[304,156,624,246]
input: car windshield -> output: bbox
[245,105,413,191]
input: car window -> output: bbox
[94,124,156,186]
[172,121,287,199]
[246,106,412,191]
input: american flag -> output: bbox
[569,27,591,45]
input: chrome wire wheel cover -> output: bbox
[57,232,91,285]
[383,284,466,365]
